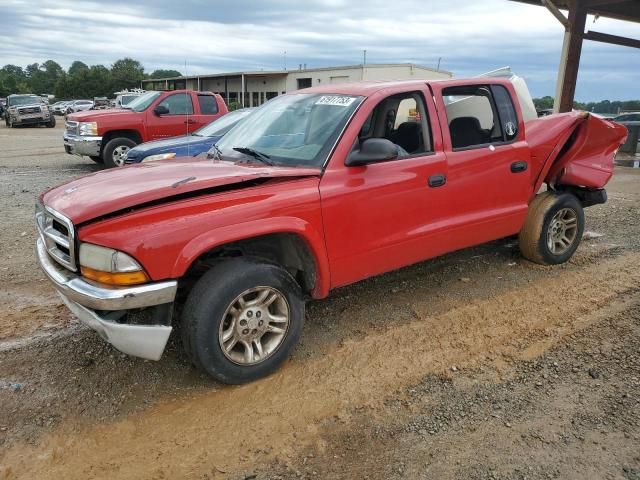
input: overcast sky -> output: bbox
[1,0,638,101]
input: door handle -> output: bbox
[428,174,447,188]
[184,119,196,124]
[511,161,528,173]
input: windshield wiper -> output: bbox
[208,144,223,160]
[233,147,274,166]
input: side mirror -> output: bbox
[154,105,169,116]
[346,138,398,166]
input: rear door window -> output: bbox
[491,85,518,142]
[198,95,219,114]
[442,84,517,150]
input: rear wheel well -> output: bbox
[179,233,318,300]
[100,130,142,155]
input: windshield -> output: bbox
[121,95,138,106]
[9,96,42,106]
[196,109,253,137]
[216,93,363,167]
[124,91,160,112]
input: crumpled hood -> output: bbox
[41,159,321,224]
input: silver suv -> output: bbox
[4,94,55,128]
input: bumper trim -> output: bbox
[63,132,102,157]
[37,237,177,311]
[59,294,172,361]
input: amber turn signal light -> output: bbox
[81,266,149,286]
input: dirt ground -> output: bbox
[0,121,638,480]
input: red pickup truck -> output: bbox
[38,78,626,384]
[63,90,228,167]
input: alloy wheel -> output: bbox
[111,145,130,167]
[218,286,290,365]
[547,207,578,255]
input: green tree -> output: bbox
[149,69,182,79]
[68,61,89,76]
[86,65,113,97]
[0,65,29,96]
[532,96,554,110]
[111,58,145,91]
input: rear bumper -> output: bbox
[36,237,177,360]
[63,132,102,157]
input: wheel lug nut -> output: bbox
[258,320,263,326]
[256,311,262,318]
[240,319,247,326]
[247,311,253,318]
[242,329,249,335]
[252,329,257,334]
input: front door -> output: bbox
[320,89,451,288]
[146,92,194,140]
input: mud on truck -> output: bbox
[36,74,627,384]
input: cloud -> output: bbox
[0,0,638,100]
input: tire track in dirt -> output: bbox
[1,253,639,480]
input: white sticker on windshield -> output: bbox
[315,96,357,107]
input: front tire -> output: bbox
[519,191,584,265]
[182,258,305,384]
[103,137,136,168]
[46,116,56,128]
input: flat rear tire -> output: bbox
[519,191,584,265]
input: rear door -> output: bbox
[146,92,194,140]
[431,81,531,241]
[192,93,224,130]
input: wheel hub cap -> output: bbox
[113,146,130,166]
[219,286,290,365]
[547,207,578,255]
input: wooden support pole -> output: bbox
[543,0,569,28]
[554,0,588,113]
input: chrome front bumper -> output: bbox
[63,132,102,157]
[36,237,177,360]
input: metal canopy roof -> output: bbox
[510,0,640,113]
[512,0,640,23]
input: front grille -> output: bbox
[65,120,79,136]
[18,106,41,115]
[36,204,77,271]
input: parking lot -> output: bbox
[0,122,639,479]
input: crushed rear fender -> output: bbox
[526,112,628,194]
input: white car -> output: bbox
[66,100,94,114]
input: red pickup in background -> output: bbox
[63,89,228,167]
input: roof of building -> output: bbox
[143,63,453,82]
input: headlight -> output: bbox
[142,152,177,162]
[78,121,98,136]
[79,242,149,286]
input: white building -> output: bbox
[142,63,453,108]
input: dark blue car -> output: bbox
[124,108,254,164]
